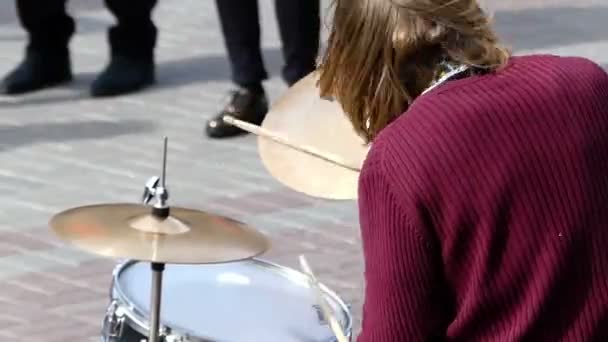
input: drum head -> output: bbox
[116,260,350,341]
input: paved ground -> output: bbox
[0,0,605,340]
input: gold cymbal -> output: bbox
[259,71,369,200]
[50,203,271,264]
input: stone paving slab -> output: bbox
[0,0,605,340]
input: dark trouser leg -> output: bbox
[215,0,266,89]
[275,0,320,86]
[90,0,157,97]
[104,0,157,60]
[17,0,75,52]
[0,0,73,94]
[205,0,269,139]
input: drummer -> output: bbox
[318,0,608,341]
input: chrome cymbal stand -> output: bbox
[142,137,171,342]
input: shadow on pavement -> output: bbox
[0,48,283,107]
[0,119,156,152]
[155,48,284,89]
[0,71,98,108]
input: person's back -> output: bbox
[359,54,608,340]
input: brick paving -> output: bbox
[0,0,605,340]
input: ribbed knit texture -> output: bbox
[357,55,608,341]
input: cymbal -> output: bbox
[50,203,271,264]
[259,71,369,200]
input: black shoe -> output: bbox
[0,49,72,95]
[90,54,155,97]
[205,87,269,139]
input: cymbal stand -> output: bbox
[142,137,171,342]
[148,262,165,342]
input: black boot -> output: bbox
[0,48,72,95]
[90,54,155,97]
[205,87,269,138]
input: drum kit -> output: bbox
[48,71,365,341]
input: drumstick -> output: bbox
[222,115,361,172]
[299,255,349,342]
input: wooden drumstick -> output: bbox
[222,115,361,172]
[299,255,349,342]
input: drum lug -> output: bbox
[102,300,125,341]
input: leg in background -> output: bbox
[215,0,267,89]
[91,0,158,97]
[0,0,74,95]
[275,0,320,86]
[206,0,269,139]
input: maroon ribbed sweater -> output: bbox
[357,55,608,341]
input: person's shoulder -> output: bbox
[525,54,604,69]
[559,55,608,82]
[512,54,608,100]
[361,113,429,183]
[359,120,405,184]
[414,54,607,110]
[513,54,607,80]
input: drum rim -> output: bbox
[109,258,353,341]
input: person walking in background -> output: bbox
[0,0,158,97]
[205,0,320,139]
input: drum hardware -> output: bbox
[299,255,349,342]
[143,137,169,342]
[142,176,161,206]
[148,262,166,342]
[102,300,126,341]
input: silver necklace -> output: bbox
[421,62,471,95]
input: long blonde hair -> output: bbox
[318,0,510,142]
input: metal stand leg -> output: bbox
[149,262,165,342]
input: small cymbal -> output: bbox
[50,203,270,264]
[259,71,369,200]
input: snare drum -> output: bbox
[101,259,352,342]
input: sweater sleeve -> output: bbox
[357,148,448,341]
